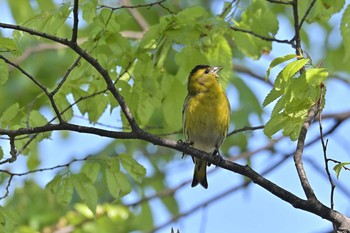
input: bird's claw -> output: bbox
[209,149,223,167]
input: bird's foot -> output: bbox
[178,139,192,158]
[210,149,224,167]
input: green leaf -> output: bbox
[0,206,16,233]
[81,0,98,23]
[177,6,207,21]
[27,151,41,170]
[232,31,260,59]
[1,103,20,127]
[263,113,286,138]
[0,60,9,86]
[72,173,98,214]
[87,94,109,123]
[8,0,35,23]
[266,54,297,79]
[56,176,74,205]
[105,159,132,198]
[232,0,279,59]
[278,58,309,83]
[0,38,18,52]
[130,59,163,126]
[341,4,350,61]
[28,110,48,126]
[82,161,100,183]
[54,93,73,121]
[161,196,179,216]
[46,175,74,206]
[333,162,350,178]
[263,59,326,140]
[262,88,283,107]
[300,0,345,23]
[161,77,186,131]
[232,77,262,115]
[23,3,71,35]
[134,202,154,231]
[119,154,146,183]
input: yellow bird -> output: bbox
[182,65,231,189]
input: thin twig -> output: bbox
[50,56,82,96]
[305,157,350,198]
[98,0,167,11]
[0,156,92,200]
[318,83,337,232]
[294,104,318,200]
[266,0,293,5]
[328,158,350,172]
[0,176,13,200]
[0,55,64,123]
[230,26,292,44]
[299,0,317,29]
[220,0,237,18]
[228,125,265,136]
[0,55,47,92]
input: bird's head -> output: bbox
[187,65,223,95]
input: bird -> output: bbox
[182,65,231,189]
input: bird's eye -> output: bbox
[204,69,210,74]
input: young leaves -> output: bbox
[0,60,9,86]
[263,56,328,140]
[106,154,146,198]
[46,172,98,214]
[333,162,350,178]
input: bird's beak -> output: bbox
[212,66,223,76]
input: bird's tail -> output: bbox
[191,158,208,189]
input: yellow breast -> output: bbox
[183,86,230,153]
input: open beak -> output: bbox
[211,66,223,76]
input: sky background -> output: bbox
[1,1,350,233]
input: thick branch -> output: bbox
[291,0,301,52]
[71,0,79,43]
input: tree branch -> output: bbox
[0,55,64,123]
[230,26,292,44]
[98,0,168,11]
[291,0,302,52]
[0,156,91,200]
[71,0,79,43]
[294,104,318,200]
[0,22,140,131]
[50,55,82,96]
[227,125,264,136]
[299,0,317,29]
[266,0,293,5]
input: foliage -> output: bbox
[0,0,350,232]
